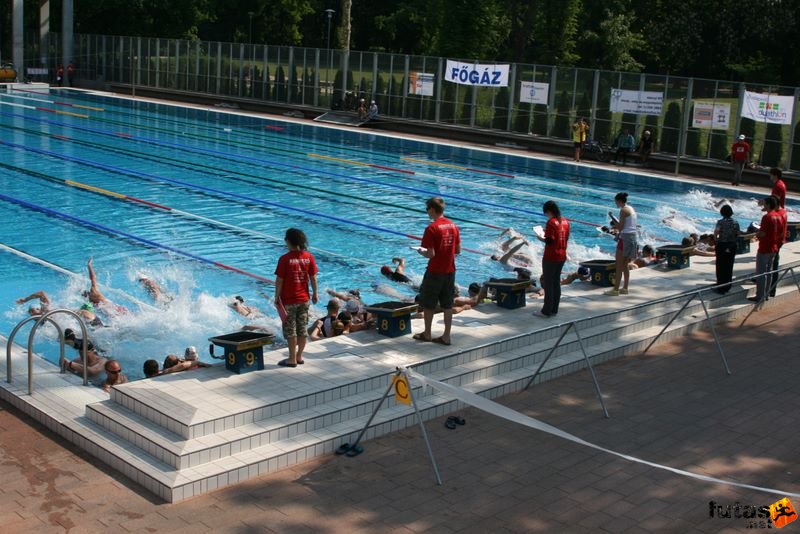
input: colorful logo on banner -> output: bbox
[741,91,795,125]
[392,374,412,405]
[519,81,550,105]
[408,72,435,96]
[609,89,664,115]
[692,102,731,129]
[445,60,509,87]
[770,498,798,529]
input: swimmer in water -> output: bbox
[491,238,534,268]
[137,274,173,304]
[230,295,264,318]
[380,257,416,286]
[84,258,127,315]
[16,291,51,316]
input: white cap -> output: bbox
[184,346,198,361]
[345,299,360,313]
[738,134,746,140]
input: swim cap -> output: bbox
[468,282,481,295]
[381,265,392,276]
[345,300,360,313]
[81,303,94,312]
[578,266,590,277]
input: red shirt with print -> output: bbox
[771,179,786,209]
[775,208,788,248]
[275,250,318,305]
[543,217,570,262]
[757,212,782,254]
[731,140,750,162]
[421,216,460,274]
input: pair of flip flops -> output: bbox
[445,416,466,429]
[278,359,305,367]
[335,443,364,457]
[412,333,451,345]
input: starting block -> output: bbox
[787,222,800,242]
[208,331,274,374]
[364,301,418,337]
[580,260,616,287]
[485,278,531,309]
[657,244,694,269]
[736,232,756,254]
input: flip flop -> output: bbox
[445,417,457,430]
[453,416,466,426]
[335,443,351,455]
[278,359,297,368]
[412,333,432,342]
[345,444,364,457]
[296,359,305,365]
[432,337,451,346]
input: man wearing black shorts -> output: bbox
[413,197,461,345]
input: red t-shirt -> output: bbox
[275,250,318,305]
[775,208,788,248]
[771,179,786,209]
[757,212,782,254]
[543,217,570,262]
[421,216,460,274]
[731,141,750,162]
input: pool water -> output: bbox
[0,87,793,379]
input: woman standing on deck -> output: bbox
[534,201,570,317]
[606,192,638,296]
[274,228,318,367]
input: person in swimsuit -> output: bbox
[16,291,51,316]
[380,257,414,284]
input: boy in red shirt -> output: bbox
[274,228,318,367]
[769,167,787,209]
[751,196,781,303]
[769,195,788,297]
[413,197,460,345]
[730,134,750,185]
[534,200,570,317]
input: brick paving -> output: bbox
[1,294,799,533]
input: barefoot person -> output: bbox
[16,291,51,315]
[606,192,638,296]
[274,228,318,367]
[413,197,461,346]
[534,201,570,317]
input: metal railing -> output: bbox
[6,309,90,394]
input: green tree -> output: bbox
[660,101,682,154]
[532,0,581,65]
[273,65,287,101]
[685,128,702,157]
[552,91,572,138]
[761,123,784,167]
[792,122,800,171]
[492,87,510,130]
[709,131,730,161]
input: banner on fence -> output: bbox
[741,91,794,125]
[692,102,731,129]
[408,72,435,96]
[444,60,509,87]
[609,89,664,115]
[519,81,549,105]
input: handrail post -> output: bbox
[572,323,610,418]
[642,293,696,355]
[525,322,573,390]
[697,290,732,375]
[24,309,90,394]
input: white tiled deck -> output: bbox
[2,242,799,502]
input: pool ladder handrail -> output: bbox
[6,309,89,394]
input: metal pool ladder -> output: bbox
[6,309,90,395]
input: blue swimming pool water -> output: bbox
[0,87,794,379]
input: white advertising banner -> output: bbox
[519,81,550,105]
[609,88,664,115]
[741,91,794,125]
[692,102,731,129]
[444,60,509,87]
[408,72,435,96]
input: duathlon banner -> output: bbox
[692,102,731,129]
[519,81,549,105]
[444,60,509,87]
[408,72,435,96]
[609,88,664,115]
[741,91,795,125]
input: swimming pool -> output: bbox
[0,87,793,379]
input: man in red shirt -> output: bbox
[769,167,787,209]
[413,197,460,345]
[730,134,750,186]
[769,195,788,298]
[750,196,781,303]
[534,200,570,317]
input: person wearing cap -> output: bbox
[368,100,379,119]
[138,275,172,304]
[636,130,654,166]
[380,257,415,285]
[309,299,341,341]
[183,346,211,369]
[341,299,375,332]
[731,134,750,186]
[64,328,107,377]
[561,266,591,285]
[15,291,51,316]
[357,98,368,120]
[229,295,263,318]
[454,282,489,307]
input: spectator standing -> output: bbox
[606,192,638,296]
[713,205,740,294]
[730,134,750,186]
[571,118,588,162]
[534,201,570,317]
[750,196,781,303]
[769,167,787,209]
[274,228,319,367]
[413,197,461,345]
[770,196,788,298]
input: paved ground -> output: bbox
[1,293,799,533]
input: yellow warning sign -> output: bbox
[393,374,411,405]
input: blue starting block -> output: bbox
[787,222,800,242]
[208,331,274,374]
[486,278,531,309]
[736,233,756,254]
[657,244,694,269]
[580,260,617,287]
[365,302,418,337]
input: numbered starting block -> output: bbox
[485,278,531,309]
[365,301,418,337]
[208,331,274,374]
[736,232,756,254]
[787,222,800,242]
[580,260,616,287]
[657,244,694,269]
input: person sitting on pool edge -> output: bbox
[454,282,491,307]
[102,359,128,392]
[309,299,342,340]
[630,245,662,268]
